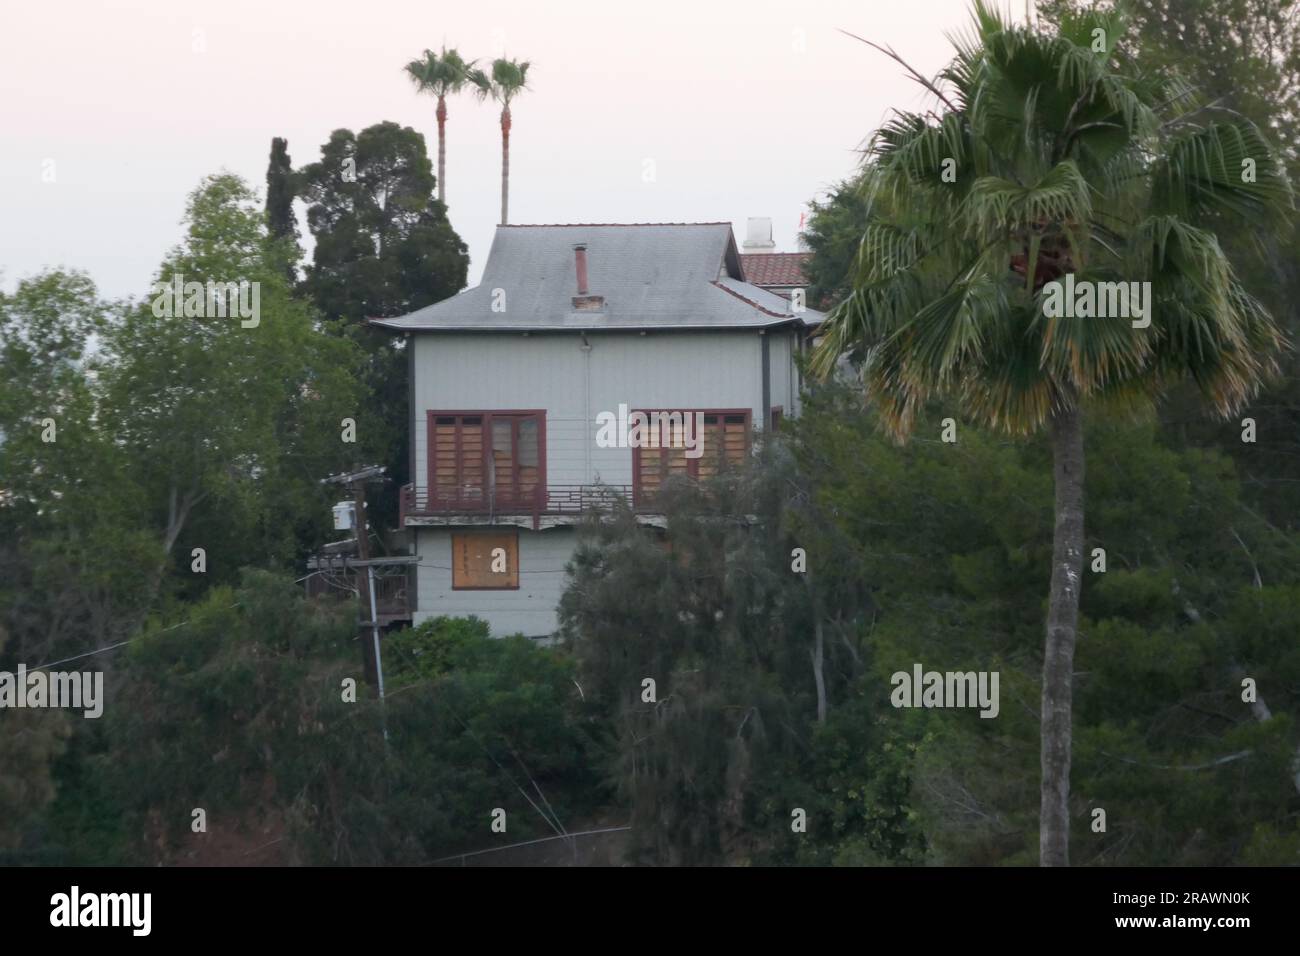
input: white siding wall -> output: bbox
[413,526,576,637]
[768,330,791,421]
[406,327,804,637]
[411,330,768,491]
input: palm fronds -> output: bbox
[811,1,1291,437]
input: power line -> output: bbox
[29,571,319,672]
[26,595,259,672]
[414,561,572,575]
[428,825,632,866]
[30,639,136,672]
[32,561,570,673]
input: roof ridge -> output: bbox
[709,279,791,318]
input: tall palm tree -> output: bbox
[404,47,476,205]
[471,58,531,225]
[810,1,1291,866]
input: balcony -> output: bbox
[400,483,658,529]
[303,555,413,624]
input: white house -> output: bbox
[369,222,823,638]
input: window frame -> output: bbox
[426,409,547,509]
[630,407,751,506]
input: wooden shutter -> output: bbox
[721,413,747,467]
[430,414,484,506]
[634,410,750,501]
[518,417,540,498]
[429,412,544,508]
[636,441,664,501]
[697,415,724,480]
[451,532,519,589]
[695,413,748,480]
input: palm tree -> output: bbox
[471,58,531,225]
[810,1,1291,866]
[404,47,476,205]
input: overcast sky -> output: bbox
[0,0,1030,301]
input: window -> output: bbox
[490,415,541,504]
[428,411,545,508]
[770,406,784,430]
[430,414,485,506]
[633,410,750,504]
[451,531,519,589]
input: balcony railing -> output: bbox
[302,563,412,624]
[401,483,643,524]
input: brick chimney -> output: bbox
[571,243,605,310]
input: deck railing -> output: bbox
[302,565,411,623]
[400,483,642,523]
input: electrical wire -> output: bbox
[27,602,244,672]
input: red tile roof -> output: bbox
[740,252,810,288]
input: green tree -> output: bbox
[99,173,364,608]
[0,271,157,663]
[802,176,873,309]
[297,122,469,512]
[558,444,911,864]
[62,575,604,865]
[265,137,300,287]
[265,137,298,244]
[788,385,1300,865]
[298,122,467,322]
[471,59,531,225]
[1040,0,1300,162]
[810,1,1292,865]
[1039,0,1300,531]
[405,47,478,206]
[0,620,72,858]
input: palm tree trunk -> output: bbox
[436,96,447,205]
[500,106,511,225]
[1041,399,1084,866]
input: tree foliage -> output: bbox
[811,2,1291,435]
[297,123,470,512]
[298,122,467,324]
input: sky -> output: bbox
[0,0,1031,301]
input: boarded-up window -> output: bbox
[634,410,749,504]
[451,532,519,589]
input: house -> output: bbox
[369,222,823,638]
[737,216,811,302]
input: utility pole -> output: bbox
[352,479,375,682]
[322,465,386,685]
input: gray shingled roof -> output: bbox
[369,223,824,332]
